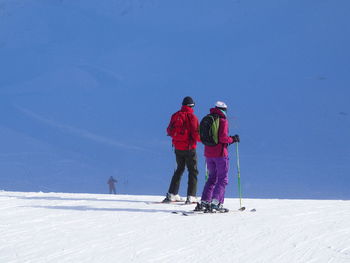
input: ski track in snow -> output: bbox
[0,191,350,263]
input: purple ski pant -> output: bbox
[201,157,229,204]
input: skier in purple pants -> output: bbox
[195,101,240,212]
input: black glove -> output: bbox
[230,134,240,143]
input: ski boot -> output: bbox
[162,193,172,203]
[210,200,229,213]
[185,196,198,204]
[162,193,183,203]
[194,201,210,212]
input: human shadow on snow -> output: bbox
[3,194,150,204]
[27,205,175,214]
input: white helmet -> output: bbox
[215,101,227,109]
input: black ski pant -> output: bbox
[109,185,116,195]
[168,149,198,197]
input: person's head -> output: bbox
[215,101,227,112]
[182,96,195,107]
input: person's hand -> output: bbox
[230,134,240,143]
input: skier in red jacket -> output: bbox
[162,96,201,204]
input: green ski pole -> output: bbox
[205,161,209,182]
[236,142,245,211]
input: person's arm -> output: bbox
[218,119,233,144]
[188,114,201,142]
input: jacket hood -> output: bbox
[210,107,226,118]
[181,105,194,113]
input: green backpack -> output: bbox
[199,114,220,146]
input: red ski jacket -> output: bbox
[204,107,233,157]
[167,105,200,151]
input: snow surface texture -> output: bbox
[1,0,350,198]
[1,191,350,263]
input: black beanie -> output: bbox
[182,96,195,107]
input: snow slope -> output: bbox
[1,191,350,262]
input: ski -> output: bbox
[145,201,197,205]
[172,207,256,216]
[182,211,228,216]
[145,201,185,205]
[171,210,207,216]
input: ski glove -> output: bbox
[230,134,240,144]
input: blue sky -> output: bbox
[0,0,349,199]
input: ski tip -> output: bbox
[238,207,246,211]
[250,208,257,212]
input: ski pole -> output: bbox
[235,142,244,210]
[205,160,209,182]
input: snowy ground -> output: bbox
[1,191,350,263]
